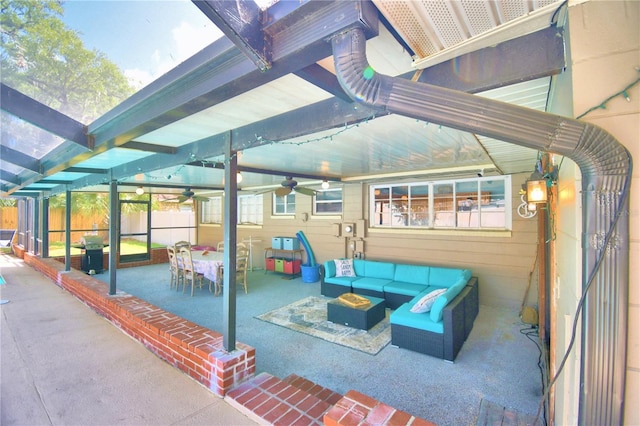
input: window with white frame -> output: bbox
[313,188,342,215]
[273,193,295,215]
[371,176,511,230]
[238,194,263,225]
[200,197,222,224]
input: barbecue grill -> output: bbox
[78,235,106,274]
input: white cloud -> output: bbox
[125,68,153,90]
[173,20,222,60]
[125,21,222,90]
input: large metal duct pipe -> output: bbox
[332,28,632,425]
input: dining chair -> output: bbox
[216,241,224,252]
[213,250,250,295]
[174,240,191,251]
[236,255,249,294]
[173,241,191,291]
[179,246,204,296]
[166,245,182,290]
[236,243,249,259]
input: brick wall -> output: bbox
[50,247,170,271]
[24,253,255,397]
[324,390,436,426]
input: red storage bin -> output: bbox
[284,259,301,274]
[265,257,275,271]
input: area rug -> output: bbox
[256,296,390,355]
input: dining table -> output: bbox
[179,250,224,295]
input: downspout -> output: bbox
[332,28,632,425]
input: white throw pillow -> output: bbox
[410,288,447,313]
[334,259,356,277]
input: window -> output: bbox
[200,197,222,224]
[314,188,342,215]
[238,194,263,225]
[371,176,511,230]
[273,193,295,215]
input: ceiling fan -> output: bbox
[270,177,316,196]
[176,188,209,203]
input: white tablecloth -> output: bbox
[176,250,223,285]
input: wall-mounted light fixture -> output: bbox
[321,180,330,189]
[526,176,547,204]
[135,186,145,195]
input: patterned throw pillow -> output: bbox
[410,288,447,314]
[334,259,356,277]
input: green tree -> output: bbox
[1,0,134,123]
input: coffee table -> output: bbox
[327,295,386,330]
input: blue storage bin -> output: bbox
[272,237,283,249]
[283,237,300,250]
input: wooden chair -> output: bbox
[235,255,249,294]
[236,243,249,259]
[213,249,250,295]
[174,240,191,251]
[216,241,224,252]
[173,241,191,291]
[166,245,182,290]
[179,247,204,296]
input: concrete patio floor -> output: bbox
[0,253,257,426]
[1,252,545,425]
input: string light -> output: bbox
[252,113,376,147]
[576,69,639,119]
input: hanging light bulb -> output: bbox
[321,180,330,189]
[135,186,144,195]
[236,171,243,183]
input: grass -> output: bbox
[48,239,165,257]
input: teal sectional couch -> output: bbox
[321,259,479,361]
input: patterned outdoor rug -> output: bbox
[256,296,391,355]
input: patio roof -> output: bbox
[1,0,567,199]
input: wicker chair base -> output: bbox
[384,292,414,310]
[391,323,445,359]
[352,287,385,301]
[321,281,351,298]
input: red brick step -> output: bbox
[225,372,336,425]
[282,374,343,406]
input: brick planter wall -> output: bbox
[50,247,170,271]
[24,253,255,397]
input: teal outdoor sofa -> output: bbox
[321,259,479,361]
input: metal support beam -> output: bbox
[41,197,49,257]
[408,27,566,93]
[64,188,71,272]
[0,145,40,172]
[0,83,90,148]
[194,0,270,71]
[222,131,237,352]
[65,167,109,174]
[34,196,40,255]
[185,161,343,182]
[120,141,177,154]
[108,180,118,295]
[0,170,19,185]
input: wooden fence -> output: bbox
[0,207,108,243]
[0,207,18,230]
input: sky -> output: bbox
[62,0,223,89]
